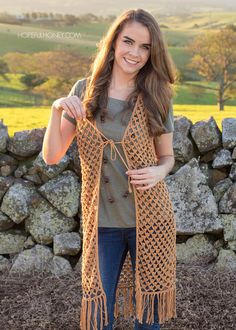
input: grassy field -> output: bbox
[0,11,235,134]
[1,73,236,108]
[1,12,235,71]
[1,104,235,137]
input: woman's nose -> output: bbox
[129,48,140,57]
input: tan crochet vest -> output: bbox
[76,94,177,330]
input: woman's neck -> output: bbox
[109,64,136,91]
[108,72,136,99]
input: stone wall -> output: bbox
[0,115,236,276]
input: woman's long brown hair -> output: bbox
[82,8,177,137]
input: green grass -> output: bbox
[1,73,236,109]
[1,14,233,80]
[160,11,236,30]
[1,104,235,137]
[0,22,98,56]
[0,74,43,107]
[0,13,235,132]
[0,106,50,137]
[173,105,235,132]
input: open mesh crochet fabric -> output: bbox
[76,94,177,330]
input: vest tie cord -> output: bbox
[76,94,177,329]
[100,138,133,194]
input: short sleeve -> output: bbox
[163,100,174,133]
[62,78,87,126]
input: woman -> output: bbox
[42,8,177,330]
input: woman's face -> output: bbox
[113,21,151,77]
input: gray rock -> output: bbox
[0,176,15,199]
[14,164,28,178]
[0,119,9,153]
[74,257,82,273]
[213,178,233,202]
[65,139,82,177]
[33,151,70,179]
[177,234,218,265]
[170,116,199,163]
[50,256,73,275]
[0,210,15,231]
[214,248,236,272]
[173,116,192,136]
[213,238,224,250]
[200,146,222,163]
[0,153,18,166]
[190,116,222,153]
[229,163,236,181]
[207,168,229,190]
[199,162,209,179]
[228,241,236,250]
[212,149,233,168]
[1,164,17,176]
[0,182,38,224]
[25,198,77,244]
[53,232,81,256]
[219,182,236,213]
[38,170,80,217]
[173,132,195,162]
[23,173,42,184]
[7,128,45,157]
[10,244,54,275]
[222,118,236,149]
[232,147,236,160]
[222,214,236,251]
[0,229,27,254]
[166,158,223,235]
[23,235,36,249]
[0,255,11,273]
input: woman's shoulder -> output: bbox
[68,77,88,99]
[163,99,174,133]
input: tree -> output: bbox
[3,50,91,100]
[20,73,47,90]
[186,28,236,110]
[0,58,9,81]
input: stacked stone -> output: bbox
[0,115,236,275]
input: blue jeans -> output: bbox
[93,227,160,330]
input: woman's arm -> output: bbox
[154,132,175,176]
[42,96,85,165]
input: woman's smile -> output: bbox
[123,57,140,65]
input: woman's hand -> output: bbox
[126,165,167,191]
[52,95,86,121]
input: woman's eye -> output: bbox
[124,40,132,44]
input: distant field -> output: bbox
[0,22,98,56]
[1,104,235,137]
[0,12,235,122]
[0,21,203,77]
[1,74,236,108]
[1,11,235,74]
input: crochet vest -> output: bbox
[76,94,177,330]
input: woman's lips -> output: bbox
[123,57,139,65]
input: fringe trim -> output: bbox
[80,292,109,330]
[136,285,177,325]
[114,286,135,319]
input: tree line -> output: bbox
[0,11,116,26]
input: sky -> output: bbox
[0,0,235,16]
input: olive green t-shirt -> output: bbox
[63,78,174,228]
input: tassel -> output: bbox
[135,286,177,325]
[128,176,133,193]
[114,286,135,320]
[114,287,120,318]
[80,292,109,330]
